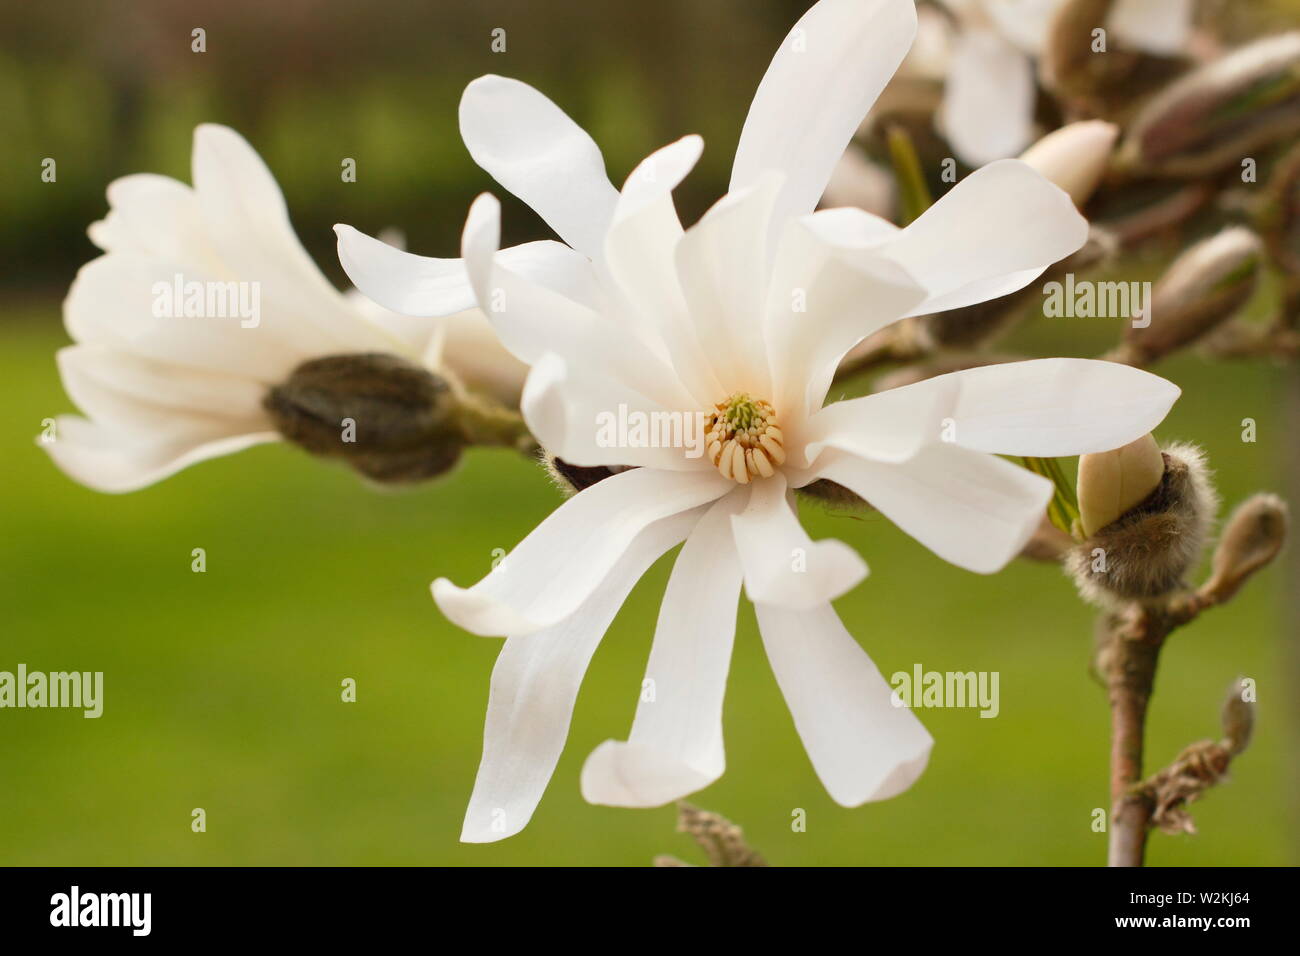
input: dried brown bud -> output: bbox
[1066,442,1218,606]
[265,353,464,483]
[1122,227,1263,364]
[1203,492,1289,604]
[1116,32,1300,177]
[668,803,767,868]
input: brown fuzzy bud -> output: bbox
[1040,0,1124,101]
[1066,442,1218,606]
[265,353,464,484]
[1122,227,1263,364]
[1203,493,1289,604]
[1116,32,1300,178]
[1220,677,1255,757]
[544,454,625,495]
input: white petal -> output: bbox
[87,174,222,272]
[335,224,600,319]
[675,175,782,395]
[432,467,729,636]
[813,444,1053,573]
[730,0,918,247]
[191,124,385,354]
[939,29,1036,166]
[882,358,1181,457]
[765,208,928,419]
[459,75,619,259]
[521,353,710,472]
[57,345,269,438]
[460,508,704,843]
[730,473,867,609]
[42,415,277,494]
[982,0,1067,56]
[579,491,747,807]
[882,160,1089,315]
[1110,0,1193,56]
[461,194,694,411]
[64,255,303,381]
[757,600,932,806]
[436,309,529,407]
[604,136,721,405]
[796,373,960,470]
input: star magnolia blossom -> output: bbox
[337,0,1180,842]
[930,0,1194,165]
[44,124,524,493]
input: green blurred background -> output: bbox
[1,0,1297,866]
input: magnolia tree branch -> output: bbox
[1099,493,1287,866]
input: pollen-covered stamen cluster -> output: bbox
[705,393,786,484]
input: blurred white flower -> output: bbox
[44,125,524,493]
[934,0,1194,165]
[822,144,898,219]
[339,0,1181,842]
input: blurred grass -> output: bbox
[0,303,1292,866]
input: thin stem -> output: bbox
[455,390,538,454]
[1106,615,1162,866]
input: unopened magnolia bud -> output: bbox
[1220,678,1255,756]
[1067,442,1218,606]
[1117,32,1300,177]
[1019,121,1119,208]
[1122,227,1263,364]
[1040,0,1123,100]
[265,353,464,483]
[1077,434,1165,537]
[1204,493,1289,604]
[1263,140,1300,274]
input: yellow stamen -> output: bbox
[705,393,784,483]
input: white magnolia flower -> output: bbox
[932,0,1195,165]
[338,0,1180,842]
[45,124,525,493]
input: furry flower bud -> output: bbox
[1220,678,1255,757]
[1122,227,1263,364]
[1203,493,1289,605]
[1067,442,1218,606]
[264,353,465,484]
[1116,32,1300,177]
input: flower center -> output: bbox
[705,392,786,484]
